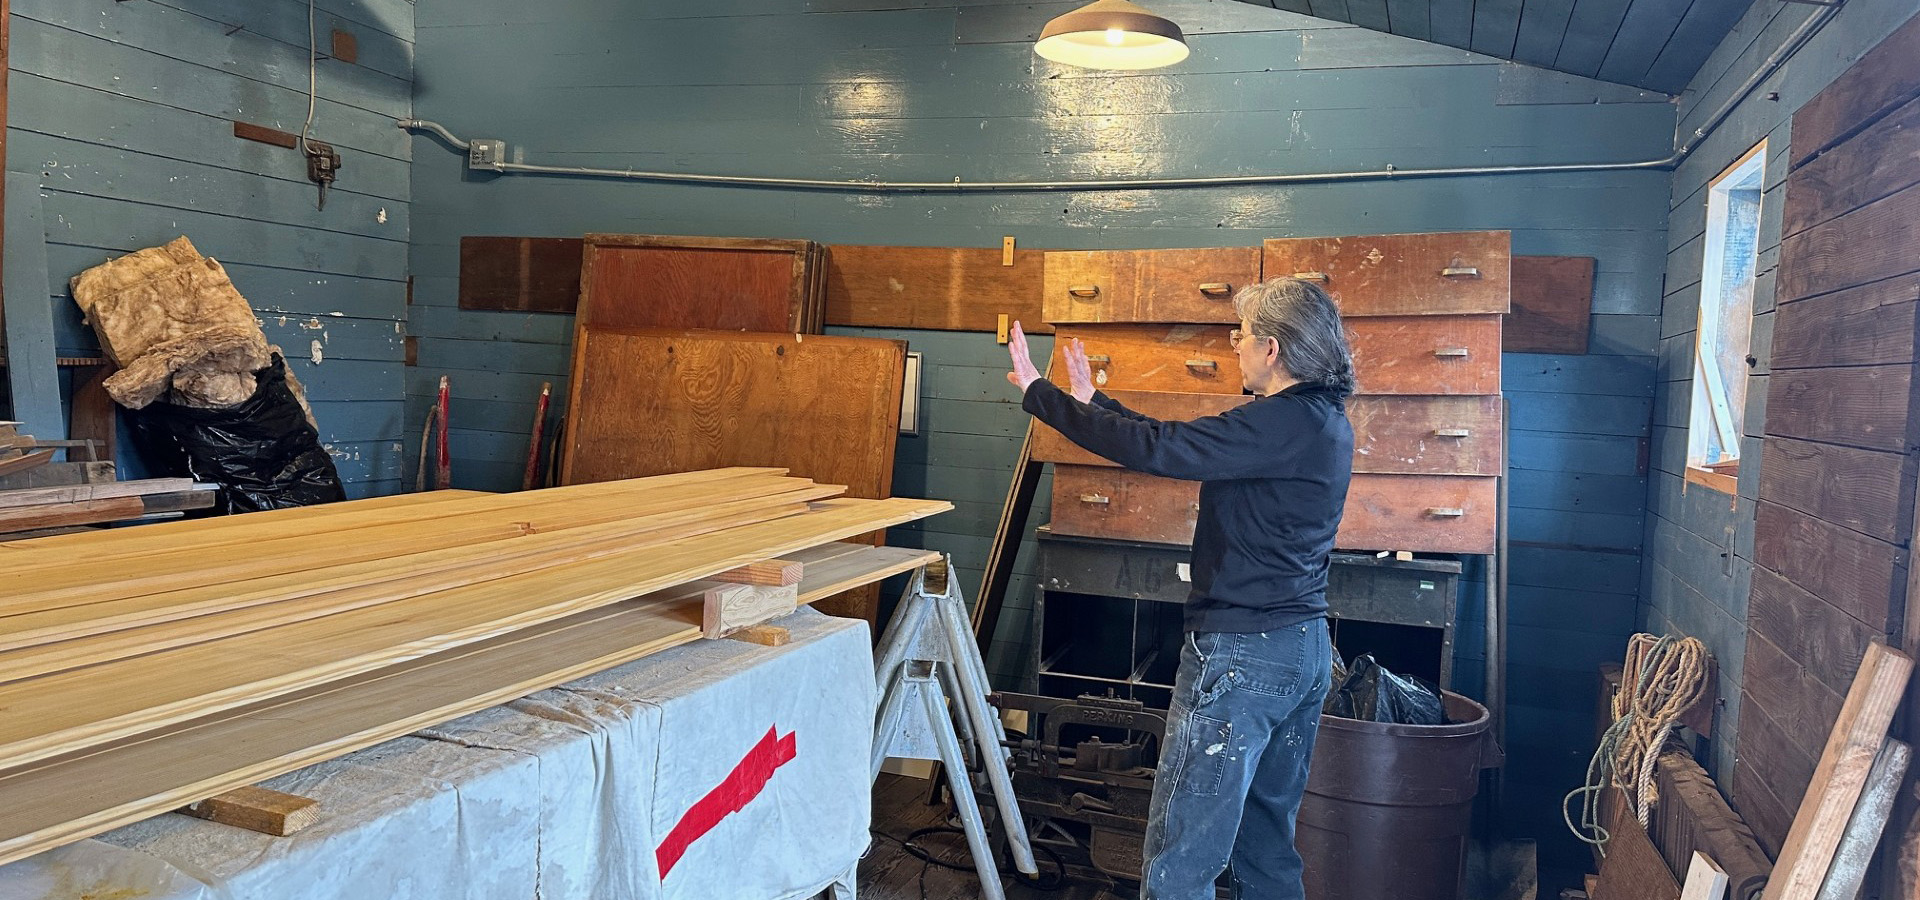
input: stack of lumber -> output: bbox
[0,468,949,865]
[0,423,218,535]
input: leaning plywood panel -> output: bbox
[577,234,820,334]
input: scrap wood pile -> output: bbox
[0,468,948,865]
[0,422,216,536]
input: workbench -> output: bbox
[0,608,871,900]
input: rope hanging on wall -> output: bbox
[1564,632,1711,854]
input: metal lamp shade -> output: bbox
[1034,0,1189,70]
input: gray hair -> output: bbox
[1232,276,1357,400]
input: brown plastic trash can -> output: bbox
[1297,691,1503,900]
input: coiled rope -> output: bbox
[1565,632,1711,854]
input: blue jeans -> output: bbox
[1141,619,1332,900]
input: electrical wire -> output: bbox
[299,0,319,156]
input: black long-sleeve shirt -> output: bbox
[1022,378,1354,633]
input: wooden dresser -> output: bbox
[1031,231,1509,556]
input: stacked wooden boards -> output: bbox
[560,235,909,623]
[1031,232,1509,554]
[0,469,949,865]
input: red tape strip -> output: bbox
[655,725,799,878]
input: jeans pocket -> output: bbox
[1180,712,1233,797]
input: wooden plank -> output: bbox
[0,529,930,868]
[1744,633,1849,774]
[1679,852,1728,900]
[1788,11,1920,168]
[726,624,789,646]
[1041,247,1259,325]
[1260,231,1512,316]
[1753,501,1903,633]
[0,495,141,532]
[232,121,299,149]
[2,171,63,441]
[1760,642,1913,900]
[1749,565,1883,699]
[0,488,489,553]
[1505,255,1593,354]
[67,363,117,463]
[701,582,799,639]
[0,495,949,770]
[0,449,52,479]
[823,244,1052,334]
[1814,738,1909,900]
[1785,95,1920,239]
[458,236,583,314]
[712,558,803,586]
[1770,274,1920,369]
[178,785,319,836]
[1778,183,1920,303]
[1764,365,1914,453]
[1734,755,1798,858]
[576,234,818,334]
[0,477,194,510]
[1594,802,1680,900]
[1757,437,1909,544]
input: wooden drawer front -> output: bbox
[1348,315,1501,395]
[1339,474,1497,555]
[1050,469,1496,554]
[1350,396,1503,475]
[1033,391,1252,465]
[1262,232,1511,316]
[1044,248,1259,324]
[1050,466,1199,545]
[1050,325,1242,394]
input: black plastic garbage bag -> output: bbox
[129,354,346,514]
[1323,653,1446,725]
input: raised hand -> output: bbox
[1065,338,1096,403]
[1005,320,1042,393]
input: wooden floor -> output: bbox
[852,773,1134,900]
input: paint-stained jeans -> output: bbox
[1140,619,1332,900]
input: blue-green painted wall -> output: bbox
[1643,0,1920,791]
[407,0,1672,880]
[6,0,413,497]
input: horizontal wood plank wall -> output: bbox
[407,2,1672,883]
[1645,0,1920,858]
[10,0,414,498]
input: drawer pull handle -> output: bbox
[1079,493,1111,506]
[1291,271,1330,283]
[1085,354,1111,364]
[1426,507,1466,518]
[1068,285,1101,299]
[1433,347,1471,358]
[1185,359,1219,371]
[1198,282,1232,296]
[1440,265,1481,279]
[1433,428,1472,438]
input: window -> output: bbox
[1687,141,1764,495]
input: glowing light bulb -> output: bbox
[1105,27,1126,45]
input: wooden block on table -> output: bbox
[178,785,319,836]
[1761,641,1913,900]
[702,582,800,640]
[1680,852,1728,900]
[712,558,803,587]
[727,625,790,647]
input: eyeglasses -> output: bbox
[1229,329,1268,349]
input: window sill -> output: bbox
[1685,464,1739,497]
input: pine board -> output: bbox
[0,496,949,769]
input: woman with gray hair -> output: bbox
[1006,276,1355,899]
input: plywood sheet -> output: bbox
[458,236,583,313]
[578,234,818,333]
[1505,255,1592,354]
[824,244,1052,333]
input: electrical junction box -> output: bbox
[468,139,508,172]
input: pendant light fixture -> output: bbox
[1034,0,1190,70]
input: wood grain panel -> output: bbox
[1788,10,1920,168]
[1757,437,1910,543]
[1048,464,1199,546]
[1347,315,1503,395]
[1041,247,1258,324]
[1505,255,1593,354]
[822,244,1051,333]
[1749,565,1883,699]
[1742,630,1847,769]
[1031,391,1250,466]
[1261,231,1512,316]
[458,236,583,314]
[1034,392,1503,475]
[1339,473,1497,554]
[1785,94,1920,239]
[1764,364,1914,452]
[577,234,817,333]
[1777,183,1920,303]
[1049,324,1242,394]
[1753,501,1902,633]
[1733,702,1811,856]
[1592,803,1679,900]
[1770,274,1920,368]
